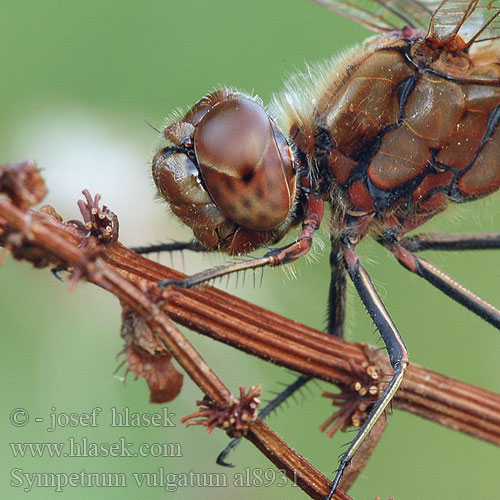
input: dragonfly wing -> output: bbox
[429,0,500,45]
[311,0,439,33]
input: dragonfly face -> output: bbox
[152,88,298,254]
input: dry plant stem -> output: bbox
[0,195,230,407]
[108,243,362,385]
[103,245,500,446]
[1,161,499,499]
[1,199,500,448]
[0,196,349,500]
[101,268,233,407]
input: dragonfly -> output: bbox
[149,0,500,497]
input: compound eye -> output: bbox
[194,97,296,231]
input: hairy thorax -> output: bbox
[278,33,500,240]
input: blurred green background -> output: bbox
[1,1,499,499]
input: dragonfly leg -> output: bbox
[326,240,408,499]
[383,235,500,329]
[158,190,324,288]
[131,240,207,255]
[400,232,500,252]
[327,238,347,338]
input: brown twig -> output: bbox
[2,160,500,498]
[0,161,349,500]
[102,243,500,446]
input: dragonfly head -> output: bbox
[152,89,298,254]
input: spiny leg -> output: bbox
[382,233,500,329]
[327,239,347,338]
[400,232,500,252]
[159,190,324,288]
[326,240,408,499]
[131,239,207,255]
[217,239,347,467]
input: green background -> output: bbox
[1,1,499,499]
